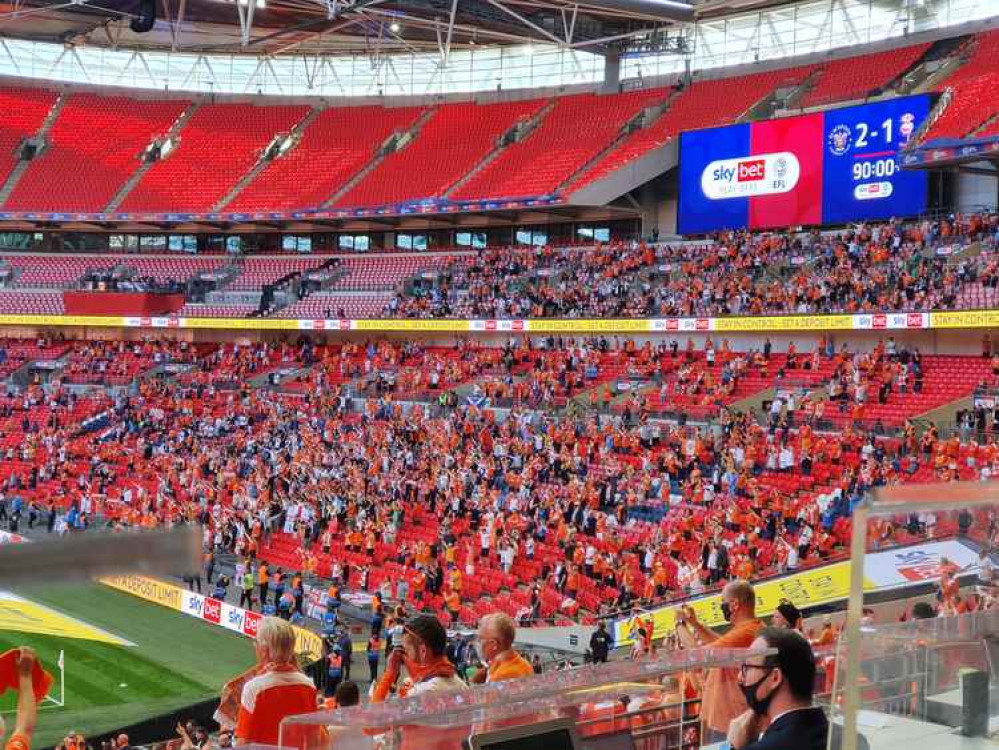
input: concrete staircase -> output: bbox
[914,395,972,432]
[213,107,322,212]
[443,100,556,198]
[105,102,201,213]
[728,387,776,418]
[743,77,813,121]
[321,107,438,209]
[0,263,21,287]
[972,113,999,137]
[774,68,825,113]
[909,88,954,147]
[0,93,67,208]
[559,91,676,194]
[911,35,976,94]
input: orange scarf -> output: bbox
[403,655,456,686]
[372,656,456,703]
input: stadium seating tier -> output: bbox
[120,103,310,213]
[5,95,189,213]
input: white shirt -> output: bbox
[799,525,813,546]
[405,674,469,697]
[980,556,995,582]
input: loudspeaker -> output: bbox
[961,669,989,737]
[130,0,156,33]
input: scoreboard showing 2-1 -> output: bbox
[677,94,931,234]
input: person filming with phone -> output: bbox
[673,580,763,740]
[370,614,468,702]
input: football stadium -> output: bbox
[0,0,998,747]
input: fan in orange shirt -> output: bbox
[470,613,536,684]
[675,580,763,736]
[234,618,318,747]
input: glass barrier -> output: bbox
[278,647,773,750]
[836,482,999,750]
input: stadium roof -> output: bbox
[0,0,805,58]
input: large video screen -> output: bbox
[677,94,931,234]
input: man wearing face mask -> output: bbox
[727,628,828,750]
[675,580,763,738]
[370,614,468,701]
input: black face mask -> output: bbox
[721,602,733,622]
[740,669,777,715]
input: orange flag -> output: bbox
[0,650,52,702]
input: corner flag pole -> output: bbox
[58,650,65,707]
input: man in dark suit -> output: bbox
[727,627,828,750]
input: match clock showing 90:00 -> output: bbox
[821,94,932,224]
[677,93,932,233]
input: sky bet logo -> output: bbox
[202,597,222,624]
[712,159,766,183]
[701,152,800,200]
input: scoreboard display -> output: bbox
[677,94,931,234]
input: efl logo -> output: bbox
[907,313,924,328]
[168,318,179,328]
[701,152,800,201]
[485,320,498,331]
[872,314,887,329]
[313,320,326,330]
[202,597,222,624]
[511,320,525,331]
[665,319,680,331]
[695,319,710,331]
[140,317,152,327]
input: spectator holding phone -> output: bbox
[674,580,763,739]
[371,615,467,701]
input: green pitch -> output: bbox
[0,583,256,749]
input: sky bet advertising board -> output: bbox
[678,94,931,233]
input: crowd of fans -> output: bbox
[11,559,996,750]
[385,215,999,320]
[1,212,999,747]
[2,333,998,634]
